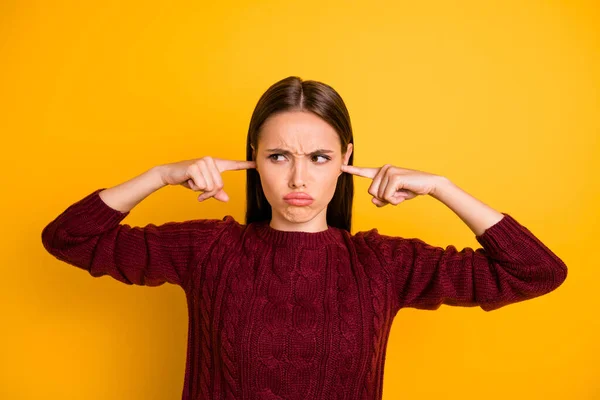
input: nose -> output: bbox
[289,159,307,188]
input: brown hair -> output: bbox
[245,76,355,232]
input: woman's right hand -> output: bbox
[158,156,256,202]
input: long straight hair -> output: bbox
[245,76,354,232]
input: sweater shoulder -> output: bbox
[141,215,246,253]
[350,227,406,249]
[348,227,427,268]
[183,214,243,231]
[183,214,246,242]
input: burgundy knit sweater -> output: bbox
[41,188,567,400]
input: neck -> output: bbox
[269,209,328,232]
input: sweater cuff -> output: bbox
[474,213,532,257]
[475,212,519,244]
[63,188,131,234]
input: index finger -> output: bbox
[340,164,378,179]
[217,159,257,172]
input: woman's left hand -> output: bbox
[340,164,443,207]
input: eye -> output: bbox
[268,154,286,162]
[267,153,331,163]
[311,154,331,163]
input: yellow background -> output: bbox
[2,0,598,398]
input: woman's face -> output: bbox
[253,110,353,232]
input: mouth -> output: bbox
[283,192,314,206]
[283,198,314,206]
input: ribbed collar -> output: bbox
[253,220,344,248]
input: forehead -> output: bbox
[259,111,340,152]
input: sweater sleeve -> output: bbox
[41,188,235,288]
[362,213,568,312]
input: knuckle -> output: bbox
[195,178,206,189]
[381,164,392,173]
[189,163,200,173]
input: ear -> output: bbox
[343,143,353,165]
[250,144,259,174]
[338,143,353,177]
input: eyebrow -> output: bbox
[265,148,334,155]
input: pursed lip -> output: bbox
[283,192,314,200]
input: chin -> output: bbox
[278,206,318,223]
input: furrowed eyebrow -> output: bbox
[265,148,334,155]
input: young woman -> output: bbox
[41,76,568,400]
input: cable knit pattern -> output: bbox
[41,188,568,399]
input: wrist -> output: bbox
[430,175,453,199]
[150,165,169,189]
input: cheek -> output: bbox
[318,170,341,194]
[257,168,279,195]
[322,166,340,182]
[258,163,338,192]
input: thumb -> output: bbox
[214,189,230,202]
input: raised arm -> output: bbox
[41,158,253,288]
[342,163,568,312]
[361,213,568,311]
